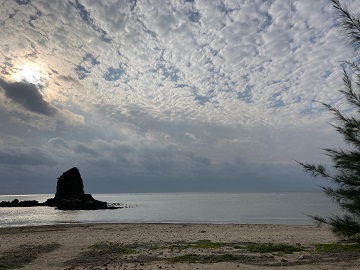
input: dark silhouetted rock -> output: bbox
[18,200,41,207]
[0,167,120,210]
[0,199,41,207]
[43,167,116,210]
[55,167,84,198]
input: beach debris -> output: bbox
[297,254,313,260]
[261,253,274,258]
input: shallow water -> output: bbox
[0,192,340,227]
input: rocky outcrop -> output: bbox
[44,194,110,210]
[44,167,115,210]
[0,167,119,210]
[0,199,41,207]
[55,167,85,198]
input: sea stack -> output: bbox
[55,167,85,198]
[44,167,109,210]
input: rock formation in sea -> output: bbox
[56,167,85,198]
[0,167,120,210]
[44,167,114,210]
[0,199,41,207]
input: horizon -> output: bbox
[0,190,325,196]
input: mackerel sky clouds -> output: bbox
[0,0,359,194]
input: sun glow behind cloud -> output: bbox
[12,65,44,86]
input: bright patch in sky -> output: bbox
[0,0,359,194]
[12,65,43,85]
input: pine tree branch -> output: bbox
[324,148,360,166]
[298,0,360,243]
[295,160,336,180]
[328,214,360,239]
[328,124,360,148]
[335,173,360,187]
[339,68,360,108]
[322,103,357,127]
[332,0,360,52]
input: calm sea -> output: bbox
[0,192,340,227]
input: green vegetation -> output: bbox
[315,243,360,253]
[246,243,304,254]
[194,240,223,249]
[89,242,134,254]
[170,253,239,263]
[166,240,223,250]
[62,240,360,268]
[0,243,60,269]
[298,0,360,243]
[64,242,135,267]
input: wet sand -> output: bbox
[0,223,359,269]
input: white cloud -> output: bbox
[0,0,359,193]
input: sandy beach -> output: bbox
[0,223,359,270]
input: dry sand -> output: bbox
[0,223,359,269]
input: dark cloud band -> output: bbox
[0,78,56,116]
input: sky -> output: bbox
[0,0,359,195]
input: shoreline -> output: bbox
[0,220,317,228]
[1,223,359,269]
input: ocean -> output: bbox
[0,192,340,227]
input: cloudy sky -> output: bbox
[0,0,358,195]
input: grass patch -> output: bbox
[0,243,60,269]
[315,243,360,253]
[170,253,239,263]
[64,242,135,267]
[90,242,134,255]
[194,240,223,249]
[247,243,304,254]
[166,240,223,251]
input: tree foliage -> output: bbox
[298,0,360,243]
